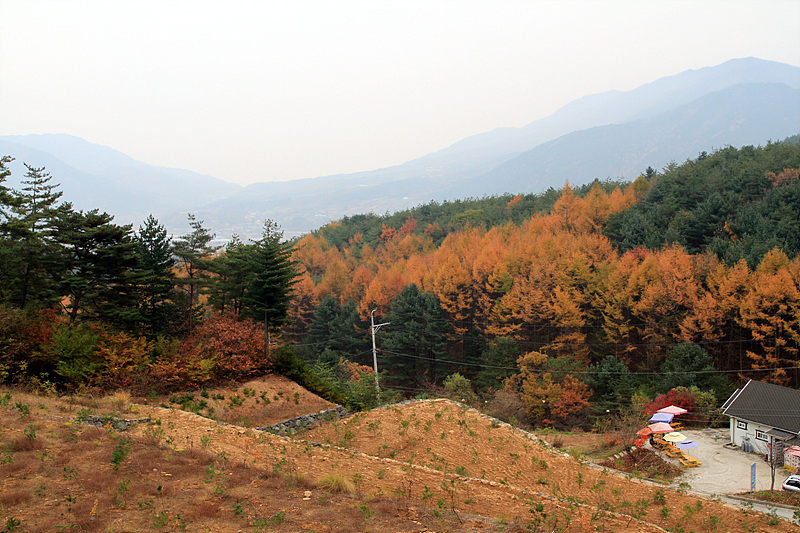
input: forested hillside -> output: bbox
[1,139,799,431]
[605,136,800,265]
[287,140,800,427]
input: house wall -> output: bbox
[729,417,772,455]
[786,452,800,470]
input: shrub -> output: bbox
[442,373,478,404]
[271,348,346,404]
[46,324,102,385]
[317,472,354,493]
[95,330,152,390]
[192,312,265,380]
[149,336,216,393]
[0,307,57,384]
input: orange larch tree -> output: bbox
[283,271,319,341]
[737,249,800,385]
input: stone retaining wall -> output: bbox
[82,415,151,431]
[258,405,348,435]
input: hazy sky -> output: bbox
[1,0,799,186]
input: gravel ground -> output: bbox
[666,428,796,495]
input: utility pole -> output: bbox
[370,309,390,396]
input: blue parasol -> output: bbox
[649,412,674,424]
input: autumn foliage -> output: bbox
[2,144,799,426]
[289,166,800,420]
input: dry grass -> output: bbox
[0,383,476,532]
[137,375,336,428]
[317,472,355,493]
[1,381,798,533]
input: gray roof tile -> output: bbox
[722,380,800,435]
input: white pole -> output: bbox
[371,309,380,393]
[370,309,390,397]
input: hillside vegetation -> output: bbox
[287,140,800,428]
[1,140,800,431]
[2,382,797,532]
[2,139,800,530]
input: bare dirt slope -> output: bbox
[1,380,797,532]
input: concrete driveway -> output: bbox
[665,428,795,495]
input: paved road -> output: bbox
[664,428,799,522]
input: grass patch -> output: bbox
[736,490,800,508]
[317,472,355,493]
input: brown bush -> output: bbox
[484,389,531,429]
[195,499,221,518]
[0,490,31,506]
[11,436,46,452]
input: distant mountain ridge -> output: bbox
[0,135,242,228]
[467,82,800,196]
[1,57,798,239]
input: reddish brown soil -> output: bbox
[1,379,797,532]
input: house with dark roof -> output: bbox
[721,379,800,465]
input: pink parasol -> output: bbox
[657,405,688,416]
[648,422,675,434]
[636,427,653,437]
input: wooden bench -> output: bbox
[678,452,701,467]
[663,445,682,458]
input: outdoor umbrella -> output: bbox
[675,440,699,449]
[648,422,674,433]
[636,427,653,437]
[663,432,687,442]
[649,412,675,424]
[658,405,688,415]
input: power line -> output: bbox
[374,348,800,376]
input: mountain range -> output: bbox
[1,57,798,240]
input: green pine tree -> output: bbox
[381,284,452,391]
[171,214,218,333]
[206,235,252,315]
[133,215,178,337]
[240,220,300,356]
[54,209,139,328]
[3,164,69,308]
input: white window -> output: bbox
[737,420,747,430]
[755,430,768,442]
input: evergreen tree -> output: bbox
[657,343,722,393]
[171,214,218,333]
[473,337,520,393]
[0,156,16,223]
[304,297,369,365]
[206,235,251,315]
[133,215,177,337]
[332,301,370,365]
[4,164,69,308]
[0,156,17,304]
[240,220,300,354]
[304,296,342,362]
[54,209,139,327]
[381,284,451,391]
[586,354,636,409]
